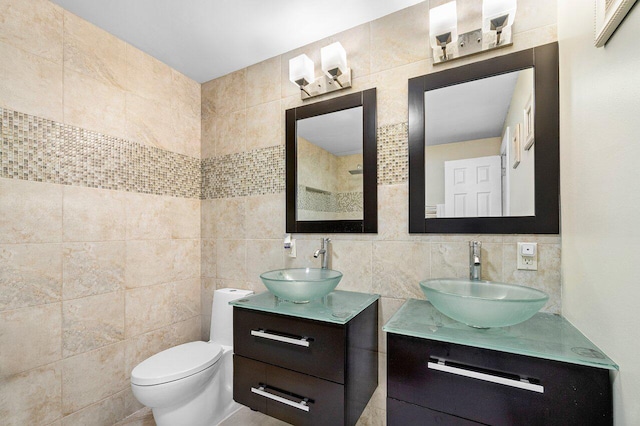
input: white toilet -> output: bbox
[131,288,253,426]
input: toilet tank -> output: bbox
[210,288,253,346]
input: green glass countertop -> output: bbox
[230,290,379,325]
[383,299,618,371]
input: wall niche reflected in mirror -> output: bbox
[286,89,377,233]
[409,43,559,234]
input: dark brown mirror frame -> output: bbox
[408,43,559,234]
[286,88,377,233]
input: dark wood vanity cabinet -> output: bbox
[387,333,613,426]
[233,300,378,426]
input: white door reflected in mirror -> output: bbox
[444,155,502,217]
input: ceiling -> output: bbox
[297,107,363,156]
[425,70,522,146]
[52,0,425,83]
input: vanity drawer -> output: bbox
[234,355,345,426]
[387,334,612,426]
[234,307,345,383]
[387,398,480,426]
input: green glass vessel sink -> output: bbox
[260,268,343,303]
[419,278,549,328]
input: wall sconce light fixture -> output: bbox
[289,42,352,100]
[430,0,517,64]
[429,2,458,62]
[483,0,517,46]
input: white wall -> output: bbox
[502,68,535,216]
[558,2,640,424]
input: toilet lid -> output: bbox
[131,341,223,386]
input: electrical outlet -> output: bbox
[517,242,538,270]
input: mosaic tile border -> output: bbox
[297,185,363,213]
[201,123,408,200]
[0,108,201,199]
[1,107,407,200]
[337,191,364,212]
[201,145,286,199]
[377,122,408,185]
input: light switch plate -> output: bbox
[517,242,538,270]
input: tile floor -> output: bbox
[114,406,290,426]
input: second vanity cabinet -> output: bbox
[231,291,379,426]
[384,299,617,426]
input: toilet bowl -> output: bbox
[130,288,253,426]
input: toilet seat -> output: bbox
[131,341,223,386]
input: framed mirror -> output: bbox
[286,89,377,233]
[408,43,559,234]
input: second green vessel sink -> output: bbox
[260,268,343,303]
[419,278,549,328]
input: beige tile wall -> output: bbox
[201,0,560,325]
[0,182,202,425]
[0,1,201,424]
[200,1,560,423]
[0,1,201,158]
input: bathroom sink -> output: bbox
[260,268,343,303]
[419,278,549,328]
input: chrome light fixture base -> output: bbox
[433,28,512,65]
[298,68,352,100]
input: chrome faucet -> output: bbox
[469,241,482,281]
[313,238,331,269]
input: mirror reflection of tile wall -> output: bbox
[297,137,364,221]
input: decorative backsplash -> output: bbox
[201,123,409,199]
[1,107,409,200]
[0,107,201,198]
[377,122,408,185]
[201,145,286,199]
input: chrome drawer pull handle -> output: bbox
[251,329,311,347]
[251,386,310,412]
[427,359,544,393]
